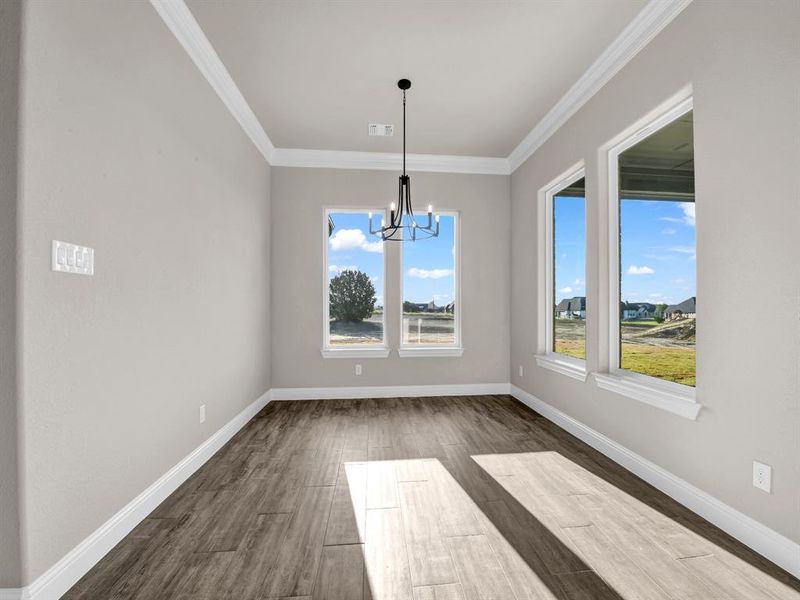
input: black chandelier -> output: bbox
[369,79,439,242]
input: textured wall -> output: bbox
[510,0,800,543]
[17,0,271,582]
[0,0,23,588]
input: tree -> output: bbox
[329,270,376,322]
[654,303,668,323]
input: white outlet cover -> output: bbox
[355,364,362,375]
[199,404,206,424]
[519,365,524,378]
[752,460,771,493]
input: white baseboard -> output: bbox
[271,382,511,401]
[510,384,800,579]
[11,389,272,600]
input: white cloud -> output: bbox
[627,265,655,275]
[682,203,695,226]
[433,293,453,304]
[362,240,383,253]
[407,267,453,280]
[328,264,358,274]
[559,286,573,294]
[572,278,581,286]
[661,227,677,236]
[658,205,695,227]
[329,228,383,253]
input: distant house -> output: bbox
[621,302,656,320]
[556,296,585,319]
[665,297,696,321]
[404,301,447,313]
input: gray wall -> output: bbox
[0,0,23,588]
[511,0,800,543]
[270,167,510,389]
[16,0,271,582]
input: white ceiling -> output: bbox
[186,0,648,158]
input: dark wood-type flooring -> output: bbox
[64,395,800,599]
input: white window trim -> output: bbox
[534,162,587,381]
[602,93,699,419]
[322,207,388,358]
[398,210,462,357]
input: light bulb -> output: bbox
[368,211,373,219]
[427,204,433,214]
[390,202,396,211]
[436,215,440,222]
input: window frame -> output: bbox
[398,210,463,357]
[598,94,700,419]
[535,163,588,381]
[321,207,390,358]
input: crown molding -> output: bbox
[150,0,690,176]
[150,0,275,162]
[271,148,510,175]
[507,0,693,172]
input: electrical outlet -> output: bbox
[752,460,771,493]
[355,364,362,376]
[519,365,524,378]
[199,404,206,424]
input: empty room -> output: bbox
[2,0,799,598]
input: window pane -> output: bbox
[402,214,456,346]
[327,211,384,346]
[553,177,586,359]
[618,110,695,386]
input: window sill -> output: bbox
[320,347,390,359]
[535,354,588,382]
[398,347,464,358]
[594,371,701,420]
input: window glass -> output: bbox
[553,177,586,359]
[326,211,384,346]
[402,214,457,346]
[618,110,695,385]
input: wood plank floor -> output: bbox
[64,395,800,600]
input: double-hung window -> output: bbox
[597,97,699,419]
[322,209,388,358]
[536,166,587,380]
[399,212,461,357]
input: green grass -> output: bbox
[554,339,586,360]
[622,320,662,328]
[621,343,695,386]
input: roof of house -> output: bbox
[666,297,696,313]
[557,296,585,311]
[621,302,656,311]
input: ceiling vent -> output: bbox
[369,123,394,137]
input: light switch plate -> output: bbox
[52,240,94,275]
[752,460,772,493]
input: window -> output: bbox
[535,166,587,380]
[400,212,461,356]
[323,209,387,356]
[613,105,696,388]
[553,177,586,359]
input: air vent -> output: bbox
[369,123,394,137]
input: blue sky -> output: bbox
[554,196,696,305]
[402,215,455,306]
[327,212,456,308]
[328,212,385,306]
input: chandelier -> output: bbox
[369,79,439,242]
